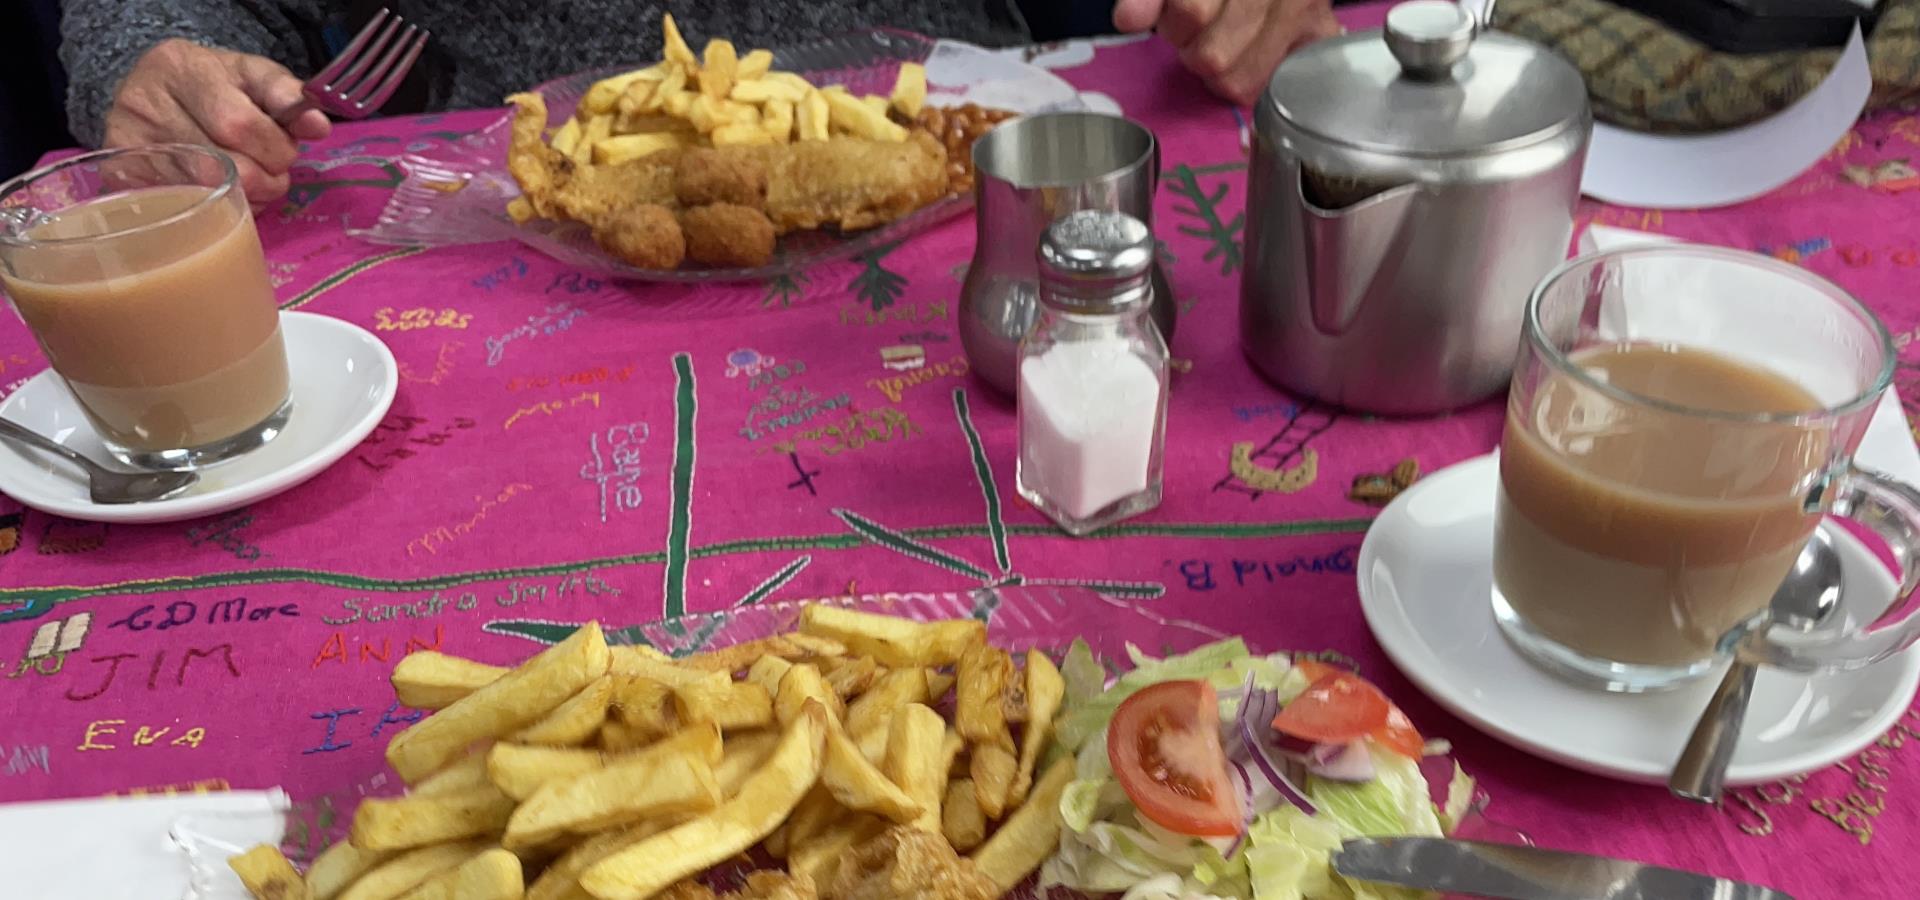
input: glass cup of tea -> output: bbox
[1492,244,1920,692]
[0,144,291,470]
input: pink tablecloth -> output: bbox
[1,15,1915,898]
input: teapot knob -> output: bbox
[1385,0,1478,79]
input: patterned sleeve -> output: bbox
[57,0,325,147]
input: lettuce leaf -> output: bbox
[1305,748,1444,839]
[1055,638,1251,751]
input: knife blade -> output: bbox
[1332,837,1795,900]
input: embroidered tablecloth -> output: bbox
[1,9,1914,897]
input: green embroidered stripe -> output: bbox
[664,353,698,620]
[833,509,993,581]
[0,518,1372,617]
[1023,578,1167,599]
[733,555,812,607]
[952,389,1011,574]
[279,245,426,310]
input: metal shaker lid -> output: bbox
[1262,0,1588,157]
[1037,210,1155,313]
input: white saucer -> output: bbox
[1357,453,1920,785]
[0,312,397,524]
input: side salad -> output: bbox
[1038,638,1476,900]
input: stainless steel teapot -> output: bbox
[1239,0,1591,414]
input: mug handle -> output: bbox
[1749,463,1920,672]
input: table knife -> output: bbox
[1333,837,1795,900]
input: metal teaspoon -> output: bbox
[0,415,197,504]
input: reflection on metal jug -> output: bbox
[960,113,1177,395]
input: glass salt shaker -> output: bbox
[1016,209,1169,536]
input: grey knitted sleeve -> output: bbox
[58,0,320,147]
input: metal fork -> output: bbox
[299,8,429,120]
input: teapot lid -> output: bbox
[1262,0,1588,157]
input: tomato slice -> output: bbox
[1107,680,1242,837]
[1374,705,1425,758]
[1275,671,1427,757]
[1272,672,1391,745]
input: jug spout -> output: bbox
[1299,171,1418,337]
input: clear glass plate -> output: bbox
[175,586,1518,898]
[353,31,1088,283]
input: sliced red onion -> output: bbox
[1235,686,1317,815]
[1306,740,1375,782]
[1224,759,1256,856]
[1418,753,1456,808]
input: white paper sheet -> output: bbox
[1580,25,1872,209]
[1579,225,1920,486]
[0,790,287,900]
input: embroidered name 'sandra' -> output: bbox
[405,483,534,557]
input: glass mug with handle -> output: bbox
[0,144,290,470]
[1492,244,1920,692]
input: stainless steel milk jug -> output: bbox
[961,112,1177,396]
[1240,0,1591,414]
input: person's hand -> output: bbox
[1114,0,1341,107]
[102,39,333,203]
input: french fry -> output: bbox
[349,784,517,851]
[673,677,775,730]
[609,675,674,738]
[393,848,524,900]
[766,72,815,93]
[613,78,655,121]
[663,90,696,118]
[548,117,584,158]
[823,89,908,142]
[506,197,535,224]
[715,730,783,797]
[844,670,927,741]
[505,722,723,849]
[940,728,966,777]
[661,14,697,69]
[591,132,690,165]
[712,123,775,146]
[800,605,985,667]
[956,644,1012,745]
[412,752,492,797]
[780,786,841,851]
[488,743,605,800]
[862,95,890,118]
[776,664,844,726]
[609,651,707,686]
[581,64,666,115]
[385,622,609,782]
[797,89,830,142]
[231,844,310,900]
[761,99,794,144]
[942,779,988,852]
[573,115,610,163]
[339,842,487,900]
[928,671,957,700]
[579,702,830,900]
[307,842,396,900]
[970,742,1018,819]
[701,39,738,99]
[822,718,921,823]
[685,634,848,673]
[729,79,806,105]
[788,814,886,887]
[881,703,946,833]
[598,720,651,753]
[737,49,774,81]
[640,65,688,114]
[391,652,505,710]
[890,62,927,117]
[824,655,878,698]
[855,721,890,766]
[526,825,657,900]
[1014,648,1066,802]
[512,674,613,745]
[746,655,793,697]
[971,757,1075,893]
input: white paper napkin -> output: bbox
[1579,225,1920,487]
[0,790,287,899]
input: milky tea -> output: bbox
[0,168,287,462]
[1493,343,1826,671]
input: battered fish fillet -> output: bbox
[504,92,949,271]
[683,203,777,267]
[822,826,1000,900]
[658,872,817,900]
